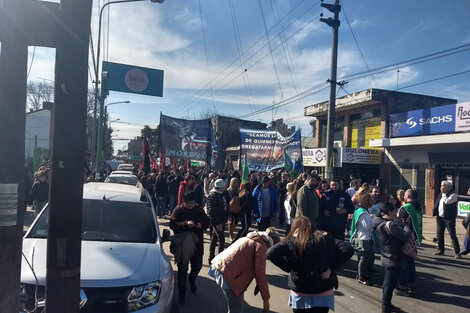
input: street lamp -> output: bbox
[93,0,164,178]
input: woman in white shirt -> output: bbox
[284,182,295,234]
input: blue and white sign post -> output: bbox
[95,62,164,177]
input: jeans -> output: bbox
[293,307,329,313]
[462,235,469,255]
[209,225,225,260]
[399,255,416,288]
[357,249,375,281]
[177,253,203,296]
[382,266,401,306]
[258,217,271,231]
[168,194,177,214]
[221,287,244,313]
[436,216,460,254]
[235,212,251,241]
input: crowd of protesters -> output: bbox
[26,158,468,313]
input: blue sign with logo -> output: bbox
[389,104,456,137]
[103,61,164,97]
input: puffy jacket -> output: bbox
[371,216,408,267]
[206,190,228,227]
[170,204,210,256]
[433,191,458,219]
[267,232,353,294]
[211,232,270,300]
[252,184,278,222]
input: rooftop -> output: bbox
[304,88,457,117]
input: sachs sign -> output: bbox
[389,102,470,137]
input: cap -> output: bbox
[214,178,226,188]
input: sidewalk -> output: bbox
[422,215,467,251]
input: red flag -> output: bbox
[151,155,156,170]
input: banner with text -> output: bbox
[302,148,341,167]
[159,114,213,162]
[458,201,470,217]
[240,129,302,172]
[341,147,382,165]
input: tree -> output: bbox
[141,125,159,152]
[26,80,54,111]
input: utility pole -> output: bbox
[320,0,341,180]
[0,1,92,312]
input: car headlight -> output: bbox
[127,280,162,312]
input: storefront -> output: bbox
[303,147,382,185]
[371,102,470,216]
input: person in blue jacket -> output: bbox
[253,176,279,231]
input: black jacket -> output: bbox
[30,181,49,203]
[321,189,354,229]
[239,192,255,215]
[433,191,458,219]
[371,216,408,267]
[267,233,353,294]
[170,205,210,256]
[155,177,168,197]
[167,175,182,196]
[206,191,228,227]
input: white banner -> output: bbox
[458,201,470,217]
[455,102,470,132]
[303,148,341,167]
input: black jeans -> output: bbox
[293,307,329,313]
[235,212,251,241]
[177,253,203,296]
[209,225,225,260]
[436,216,460,254]
[258,217,271,231]
[382,266,401,306]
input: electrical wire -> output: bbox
[258,0,284,114]
[175,0,318,112]
[187,2,323,111]
[342,5,377,87]
[228,0,254,112]
[198,0,215,107]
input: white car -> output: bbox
[117,163,135,172]
[20,183,174,313]
[105,172,140,186]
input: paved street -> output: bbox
[157,217,470,313]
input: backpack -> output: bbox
[229,196,241,213]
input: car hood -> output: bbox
[21,239,161,287]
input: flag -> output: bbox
[284,150,293,174]
[142,137,150,174]
[293,155,303,178]
[241,154,250,185]
[151,155,157,170]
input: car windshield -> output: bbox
[27,200,157,243]
[105,176,138,186]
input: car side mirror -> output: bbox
[161,229,171,243]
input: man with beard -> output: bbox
[369,186,384,216]
[322,180,355,240]
[296,175,320,228]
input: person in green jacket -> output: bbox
[296,175,320,228]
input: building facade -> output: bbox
[304,88,460,212]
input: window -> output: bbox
[28,200,157,243]
[319,117,344,148]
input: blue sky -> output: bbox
[26,0,470,150]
